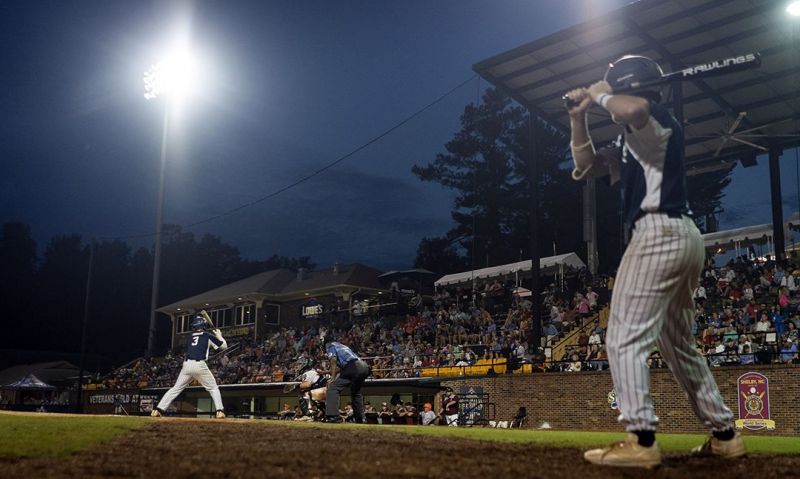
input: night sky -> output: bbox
[1,0,797,271]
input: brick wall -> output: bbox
[443,365,799,436]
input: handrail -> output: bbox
[547,307,606,365]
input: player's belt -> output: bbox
[633,210,685,224]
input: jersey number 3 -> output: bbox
[191,336,199,346]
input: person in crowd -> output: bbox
[278,403,295,420]
[420,402,437,425]
[585,287,599,310]
[779,339,798,364]
[364,401,378,424]
[377,402,393,424]
[739,344,755,365]
[566,353,582,372]
[441,388,459,426]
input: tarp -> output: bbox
[435,252,586,287]
[4,374,56,390]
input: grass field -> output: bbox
[0,413,148,458]
[1,413,798,459]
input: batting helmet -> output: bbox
[604,55,664,103]
[190,315,206,331]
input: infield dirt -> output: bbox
[2,420,797,478]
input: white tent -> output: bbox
[434,252,586,287]
[702,224,776,252]
[702,216,800,257]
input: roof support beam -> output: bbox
[526,42,793,108]
[514,8,777,97]
[490,0,744,84]
[475,71,570,136]
[622,17,754,130]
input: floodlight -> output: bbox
[143,43,201,101]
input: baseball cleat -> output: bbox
[150,409,162,417]
[584,433,662,468]
[215,410,226,419]
[691,432,746,458]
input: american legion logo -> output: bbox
[734,372,775,431]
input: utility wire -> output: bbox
[103,74,477,241]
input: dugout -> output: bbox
[473,0,800,281]
[131,377,445,418]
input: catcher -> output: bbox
[284,359,328,420]
[151,311,227,418]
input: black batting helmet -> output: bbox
[604,55,664,103]
[190,315,206,331]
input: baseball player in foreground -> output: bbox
[151,311,228,419]
[565,55,745,468]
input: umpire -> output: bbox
[324,341,370,423]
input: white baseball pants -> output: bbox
[157,360,224,412]
[606,213,733,432]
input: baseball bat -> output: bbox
[563,53,761,109]
[199,309,214,329]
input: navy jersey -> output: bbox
[186,331,225,361]
[325,341,359,367]
[600,100,689,229]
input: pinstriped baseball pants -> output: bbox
[157,360,224,412]
[607,213,733,432]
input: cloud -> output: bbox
[179,164,455,270]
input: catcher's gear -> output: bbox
[604,55,664,103]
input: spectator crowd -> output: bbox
[96,255,799,391]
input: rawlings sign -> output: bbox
[734,372,775,431]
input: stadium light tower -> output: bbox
[143,40,202,358]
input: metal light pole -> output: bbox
[77,239,95,413]
[146,103,171,358]
[141,39,207,356]
[142,55,182,358]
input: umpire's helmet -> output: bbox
[604,55,664,103]
[190,315,206,331]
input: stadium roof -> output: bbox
[435,252,586,287]
[473,0,800,175]
[157,263,386,314]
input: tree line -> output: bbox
[1,223,313,369]
[411,87,731,275]
[2,88,730,369]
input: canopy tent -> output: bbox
[0,361,79,387]
[3,374,56,390]
[435,252,586,287]
[703,213,800,257]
